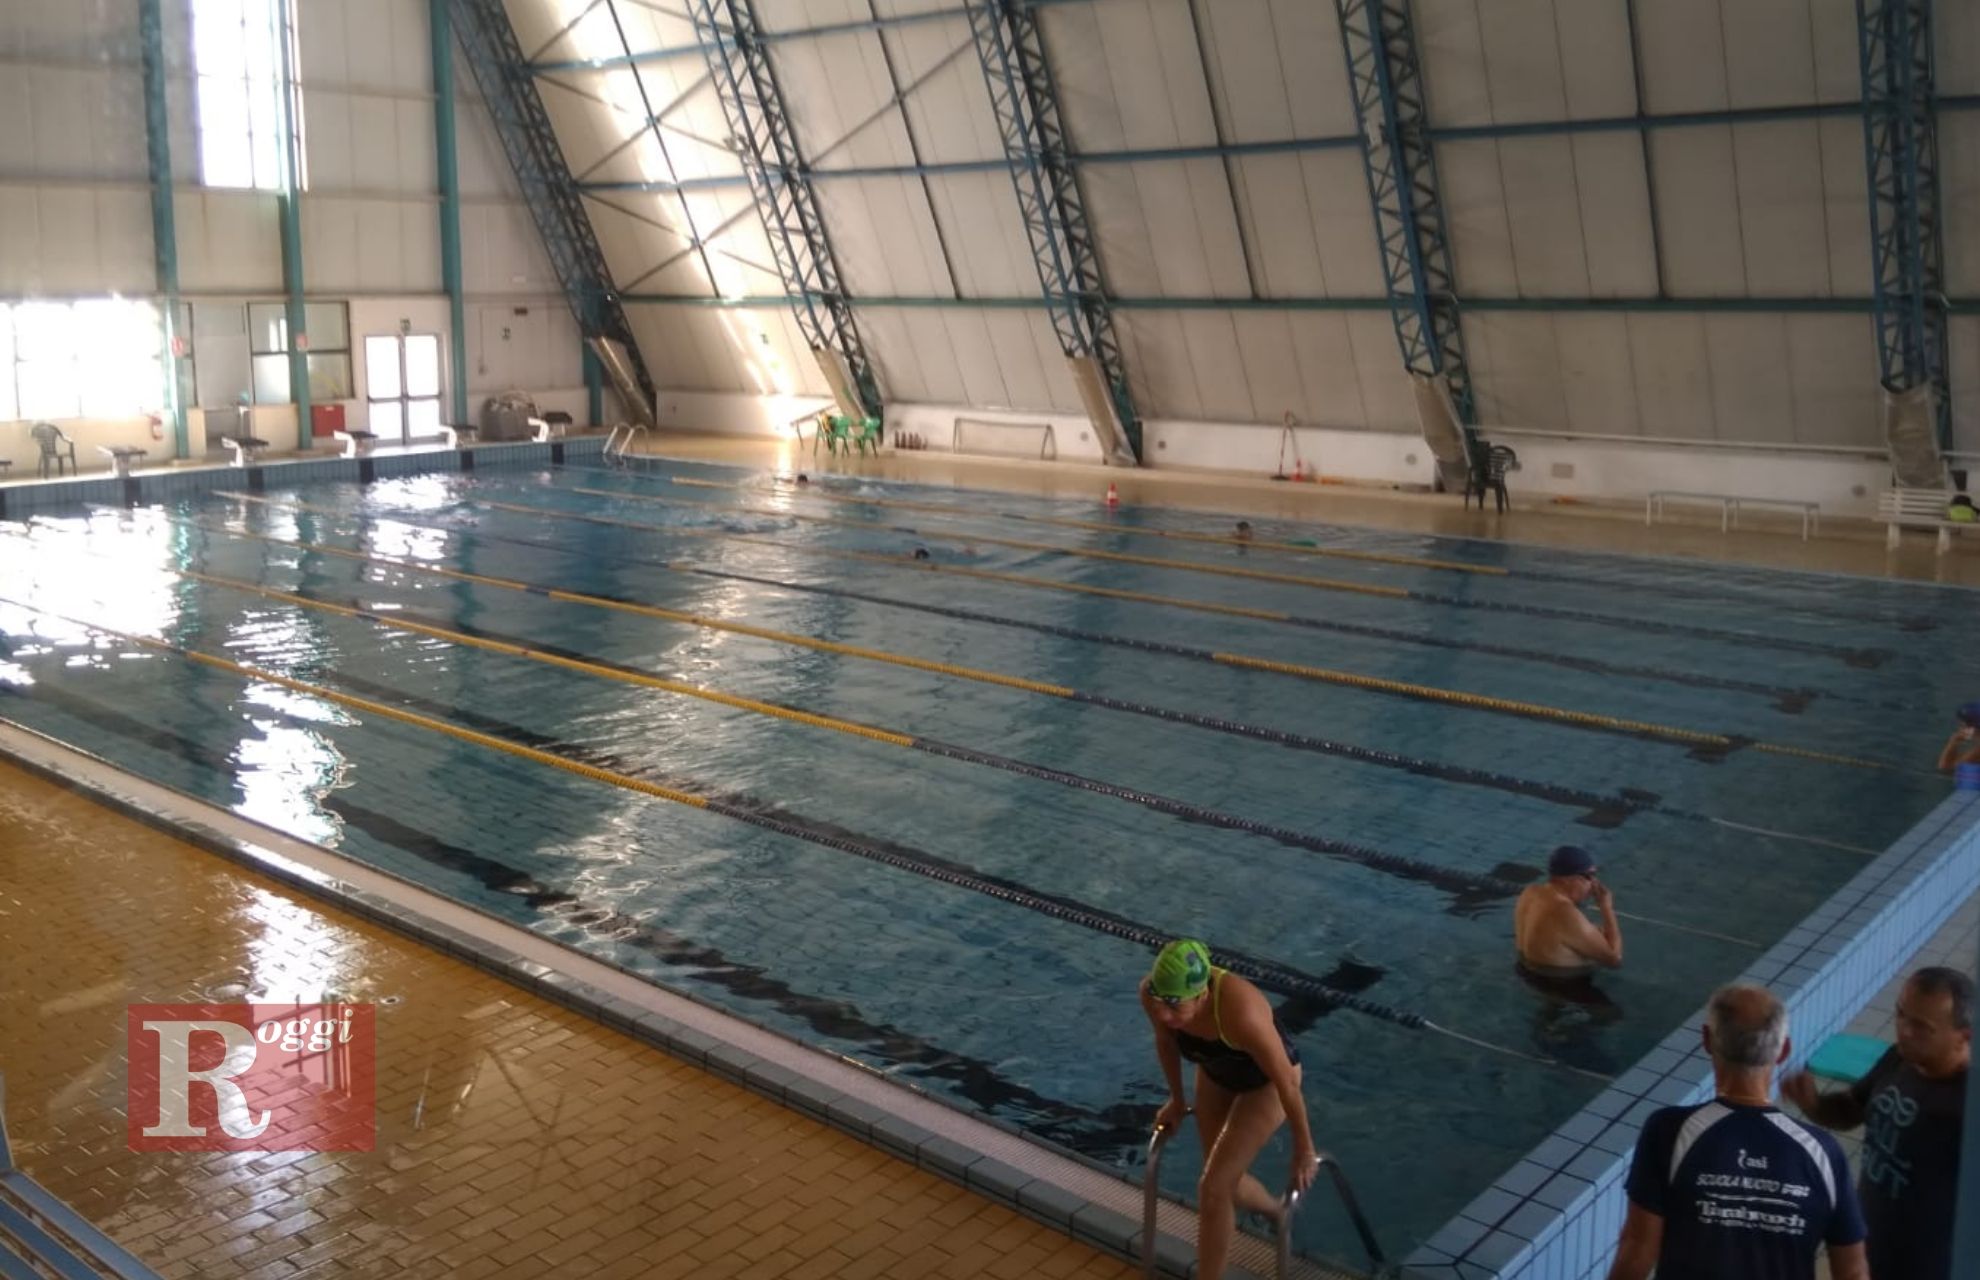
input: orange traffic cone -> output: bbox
[1105,482,1120,509]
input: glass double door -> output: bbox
[365,333,441,444]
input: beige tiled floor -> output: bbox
[0,762,1136,1279]
[633,432,1980,587]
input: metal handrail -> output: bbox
[1281,1152,1386,1277]
[1141,1123,1172,1279]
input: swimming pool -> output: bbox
[0,455,1968,1269]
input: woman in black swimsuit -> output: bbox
[1140,938,1319,1280]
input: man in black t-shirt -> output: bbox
[1609,984,1867,1280]
[1784,966,1973,1280]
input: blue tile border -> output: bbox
[1403,790,1980,1279]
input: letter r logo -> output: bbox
[140,1018,271,1139]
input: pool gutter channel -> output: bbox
[0,720,1356,1280]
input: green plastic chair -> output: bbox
[851,417,883,457]
[818,415,853,456]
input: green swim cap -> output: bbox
[1149,939,1214,1000]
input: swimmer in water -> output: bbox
[1513,845,1623,992]
[912,547,931,561]
[1936,701,1980,774]
[1234,521,1254,542]
[1141,940,1320,1279]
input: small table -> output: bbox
[99,446,148,478]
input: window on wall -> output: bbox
[192,0,304,191]
[248,301,352,404]
[0,300,164,422]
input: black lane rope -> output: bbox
[185,501,1662,823]
[542,471,1893,670]
[629,460,1952,639]
[0,590,1610,1078]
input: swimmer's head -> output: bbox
[1960,701,1980,728]
[912,547,931,561]
[1147,939,1213,1007]
[1234,521,1253,541]
[795,473,809,485]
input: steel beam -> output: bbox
[138,0,186,459]
[276,0,311,450]
[964,0,1141,463]
[1856,0,1951,449]
[449,0,659,416]
[686,0,884,421]
[1333,0,1473,425]
[432,0,469,425]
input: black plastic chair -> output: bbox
[1463,441,1519,513]
[29,423,76,478]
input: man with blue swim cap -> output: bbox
[1937,702,1980,776]
[1139,939,1319,1280]
[1514,845,1624,981]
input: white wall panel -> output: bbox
[1553,2,1637,119]
[1304,152,1385,297]
[983,311,1053,410]
[1635,0,1728,114]
[927,172,1035,300]
[1626,314,1716,439]
[1945,5,1980,95]
[1477,0,1572,125]
[1230,312,1303,419]
[1819,119,1872,296]
[1438,140,1518,295]
[1808,0,1862,102]
[1287,313,1370,426]
[1571,135,1657,297]
[1785,315,1877,447]
[1703,315,1794,443]
[856,307,927,402]
[1651,128,1745,296]
[903,313,968,406]
[1196,0,1353,142]
[1500,137,1590,297]
[1732,122,1833,296]
[1414,0,1493,127]
[1470,312,1568,428]
[1950,317,1980,456]
[1554,313,1641,436]
[942,307,1017,407]
[891,23,1000,161]
[176,192,284,292]
[1179,312,1256,421]
[1721,0,1817,109]
[1231,156,1324,296]
[1118,312,1199,418]
[1943,114,1980,295]
[0,0,139,59]
[1345,313,1418,430]
[13,67,147,181]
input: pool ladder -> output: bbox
[603,423,649,465]
[1141,1124,1387,1279]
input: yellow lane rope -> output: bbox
[184,519,1077,699]
[561,483,1420,599]
[661,470,1502,575]
[200,496,1900,772]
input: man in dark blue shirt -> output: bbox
[1785,966,1972,1280]
[1609,985,1868,1280]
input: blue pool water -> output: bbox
[0,458,1971,1268]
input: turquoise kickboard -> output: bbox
[1807,1034,1890,1084]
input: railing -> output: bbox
[0,1073,162,1279]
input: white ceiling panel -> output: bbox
[1131,163,1222,297]
[1732,121,1832,296]
[1414,0,1492,127]
[1945,5,1980,95]
[1950,317,1980,455]
[925,172,1037,299]
[1552,1,1637,119]
[1041,2,1125,152]
[1345,313,1418,429]
[1721,0,1817,109]
[1438,140,1518,295]
[1303,152,1386,296]
[1943,114,1980,295]
[1230,312,1305,420]
[1477,0,1572,125]
[1555,313,1641,436]
[1651,127,1745,296]
[1570,135,1657,297]
[1470,312,1569,429]
[1704,315,1795,442]
[1025,313,1083,412]
[1808,0,1862,102]
[852,306,928,402]
[1626,314,1716,439]
[983,310,1054,409]
[1785,315,1877,447]
[1287,313,1371,427]
[1118,312,1200,418]
[1080,164,1161,295]
[1230,156,1325,296]
[904,310,969,405]
[941,307,1017,406]
[1196,0,1352,143]
[1179,312,1257,421]
[1634,0,1728,114]
[627,307,710,392]
[890,23,1001,160]
[1499,137,1591,297]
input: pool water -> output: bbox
[0,459,1968,1268]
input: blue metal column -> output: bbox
[686,0,884,422]
[1333,0,1474,427]
[583,341,604,426]
[275,0,311,450]
[431,0,470,426]
[1856,0,1951,449]
[138,0,187,459]
[963,0,1141,463]
[449,0,659,414]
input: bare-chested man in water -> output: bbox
[1514,845,1623,995]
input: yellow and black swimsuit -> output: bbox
[1170,969,1300,1093]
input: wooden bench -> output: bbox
[1878,486,1967,554]
[332,428,377,459]
[219,435,268,467]
[439,424,478,448]
[1645,490,1821,540]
